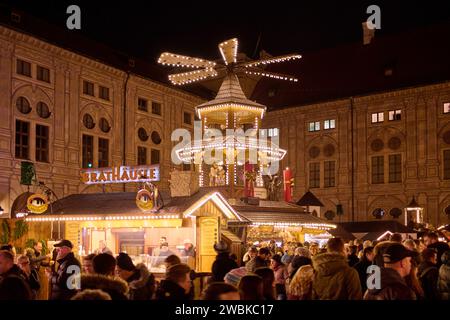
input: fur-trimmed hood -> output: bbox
[128,263,152,290]
[312,252,348,276]
[81,274,129,295]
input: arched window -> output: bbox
[138,128,148,142]
[36,102,51,119]
[83,114,95,129]
[324,210,335,221]
[16,97,31,114]
[372,208,385,219]
[99,118,111,133]
[389,208,402,219]
[151,131,161,145]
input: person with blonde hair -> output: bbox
[17,254,40,299]
[287,265,314,300]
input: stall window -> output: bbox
[324,160,336,187]
[138,146,147,165]
[82,134,94,168]
[35,124,49,162]
[15,120,30,159]
[37,65,50,83]
[17,59,31,77]
[98,138,109,167]
[309,162,320,188]
[151,149,160,165]
[388,154,402,183]
[371,155,384,184]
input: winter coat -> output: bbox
[347,254,360,267]
[246,256,269,273]
[353,259,372,293]
[80,274,129,300]
[155,279,191,300]
[438,264,450,300]
[0,264,28,281]
[211,252,238,282]
[273,264,288,285]
[50,252,81,300]
[27,249,48,271]
[312,252,362,300]
[364,267,416,300]
[418,261,439,300]
[126,263,155,300]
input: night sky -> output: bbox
[1,0,450,62]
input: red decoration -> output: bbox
[283,167,293,202]
[244,162,255,197]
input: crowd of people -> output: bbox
[0,231,449,300]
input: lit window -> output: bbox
[371,112,384,123]
[308,122,320,132]
[268,128,279,137]
[324,119,335,130]
[388,109,401,121]
[444,103,450,114]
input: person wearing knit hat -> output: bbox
[224,267,247,287]
[116,252,155,300]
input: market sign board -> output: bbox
[80,165,160,185]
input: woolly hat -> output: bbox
[224,267,247,287]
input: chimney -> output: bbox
[362,21,375,45]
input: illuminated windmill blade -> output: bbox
[245,70,299,82]
[168,68,219,85]
[218,38,238,65]
[242,54,302,68]
[158,52,217,69]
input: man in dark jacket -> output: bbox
[211,242,238,282]
[28,241,50,272]
[116,252,155,300]
[81,253,128,300]
[246,247,270,273]
[364,243,416,300]
[353,246,374,294]
[156,263,192,300]
[424,232,449,268]
[0,250,29,281]
[418,248,439,300]
[312,238,362,300]
[50,240,81,300]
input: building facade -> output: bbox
[0,25,203,219]
[262,81,450,226]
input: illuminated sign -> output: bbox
[27,193,49,214]
[80,165,160,185]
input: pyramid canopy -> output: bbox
[196,72,266,110]
[296,191,324,207]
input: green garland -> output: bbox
[0,220,10,244]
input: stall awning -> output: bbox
[239,207,336,230]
